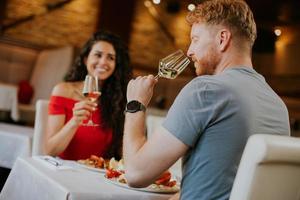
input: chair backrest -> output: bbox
[30,46,73,105]
[146,115,166,137]
[32,99,49,156]
[230,134,300,200]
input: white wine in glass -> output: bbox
[155,50,190,79]
[82,75,101,126]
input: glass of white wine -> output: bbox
[82,75,101,126]
[155,49,190,79]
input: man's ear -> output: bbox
[218,29,231,52]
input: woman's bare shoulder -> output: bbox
[52,82,83,100]
[51,82,74,98]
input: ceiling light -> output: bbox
[187,4,196,11]
[274,29,282,36]
[153,0,160,5]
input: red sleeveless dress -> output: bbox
[48,96,113,160]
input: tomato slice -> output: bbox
[106,169,122,179]
[155,171,171,185]
[166,180,177,187]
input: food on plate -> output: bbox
[108,157,118,170]
[78,156,124,170]
[108,158,124,170]
[154,171,177,187]
[78,155,107,169]
[106,169,123,179]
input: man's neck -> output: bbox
[214,50,253,75]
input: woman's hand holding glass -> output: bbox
[71,100,97,126]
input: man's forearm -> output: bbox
[123,112,147,162]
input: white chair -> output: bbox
[230,134,300,200]
[32,99,49,156]
[146,114,182,178]
[146,114,166,137]
[29,46,73,105]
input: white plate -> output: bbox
[77,162,106,173]
[104,175,180,193]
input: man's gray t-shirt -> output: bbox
[163,67,290,200]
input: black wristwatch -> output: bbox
[124,100,146,114]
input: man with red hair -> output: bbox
[123,0,290,199]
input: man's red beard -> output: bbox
[194,45,220,76]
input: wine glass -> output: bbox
[82,75,101,126]
[155,50,190,79]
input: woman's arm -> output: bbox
[45,83,95,156]
[45,114,79,156]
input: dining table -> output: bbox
[0,156,177,200]
[0,123,33,168]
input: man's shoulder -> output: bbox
[185,75,229,92]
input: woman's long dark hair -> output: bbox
[65,30,132,159]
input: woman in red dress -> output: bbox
[45,31,132,160]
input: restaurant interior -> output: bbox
[0,0,300,198]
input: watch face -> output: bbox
[125,100,146,113]
[127,100,140,111]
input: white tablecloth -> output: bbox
[0,82,19,121]
[0,123,33,168]
[0,157,174,200]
